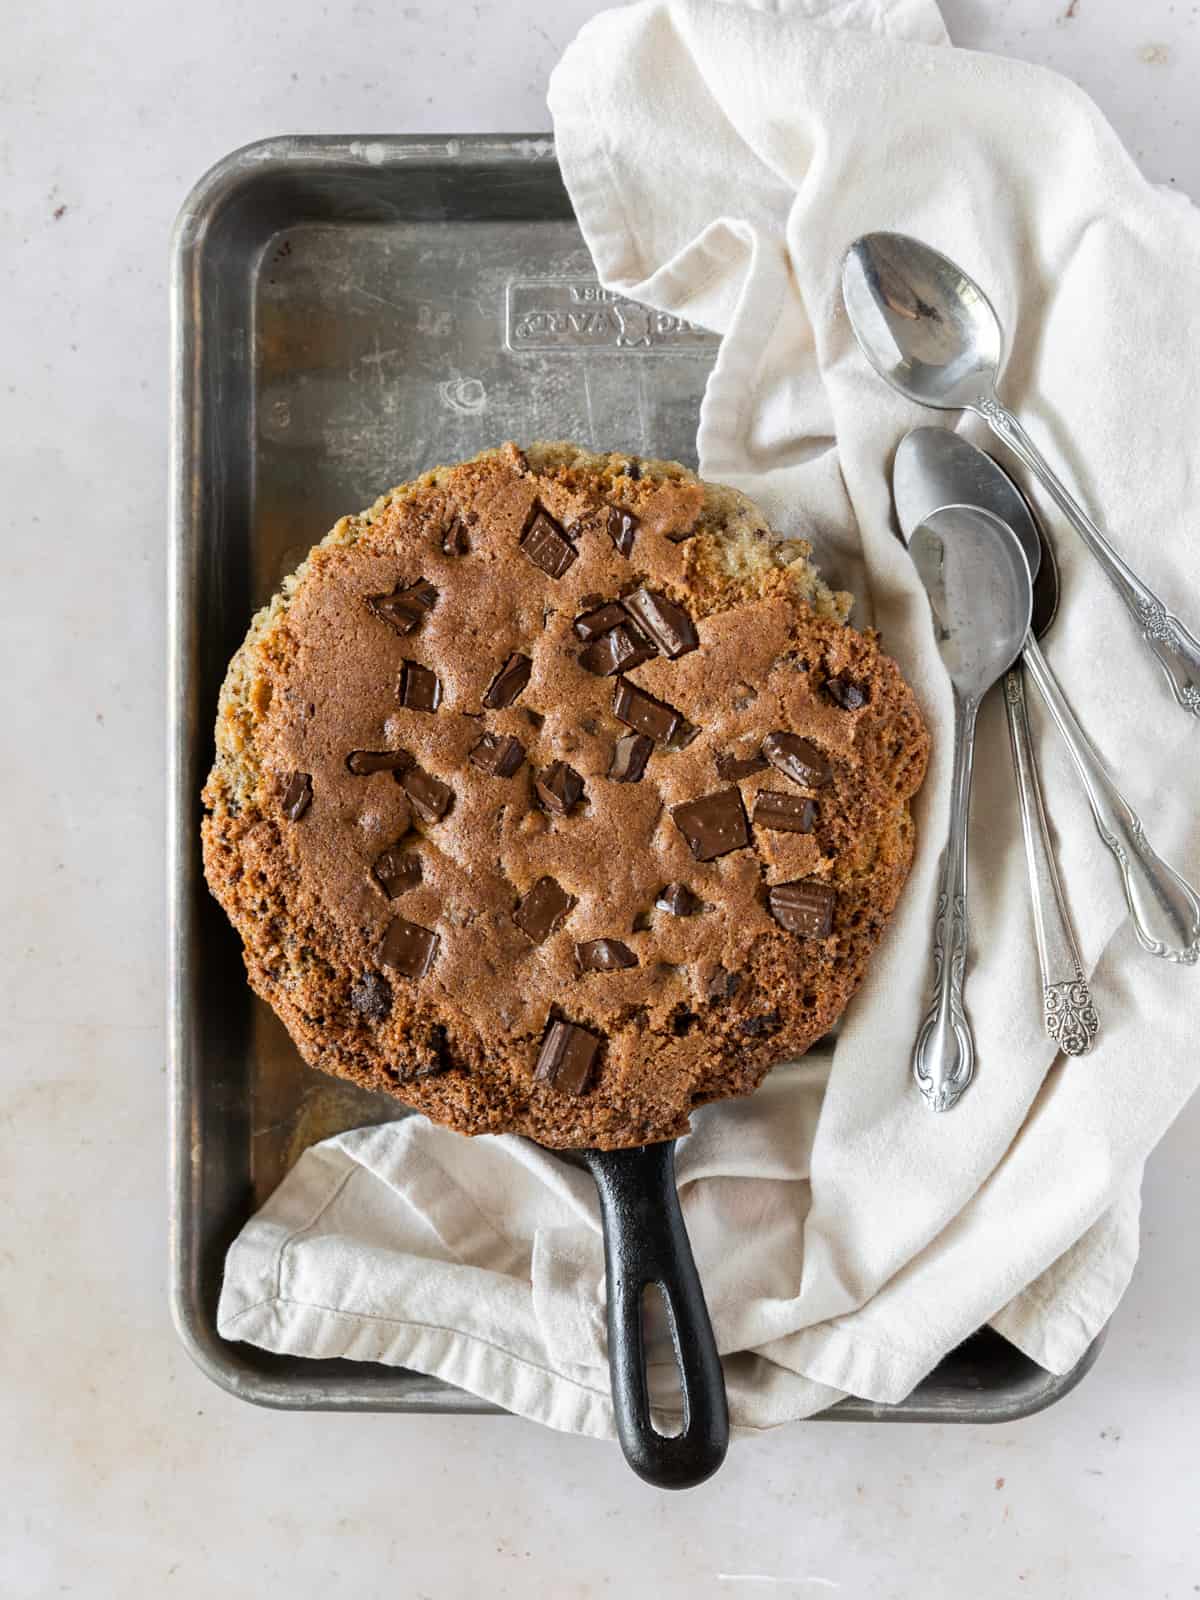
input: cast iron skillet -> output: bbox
[575,1141,728,1489]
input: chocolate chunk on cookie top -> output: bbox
[201,440,929,1149]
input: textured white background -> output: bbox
[3,1,1199,1595]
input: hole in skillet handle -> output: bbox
[582,1140,729,1489]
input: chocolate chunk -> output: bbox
[349,971,392,1021]
[741,1010,781,1038]
[671,787,749,861]
[399,660,442,713]
[378,915,440,979]
[346,749,413,776]
[579,623,657,677]
[762,731,832,789]
[606,505,638,557]
[753,790,817,833]
[655,882,702,916]
[705,966,742,1001]
[671,1008,699,1036]
[482,652,532,710]
[514,876,576,943]
[664,514,699,544]
[613,678,682,743]
[621,586,699,659]
[608,732,653,783]
[469,731,525,777]
[824,675,868,711]
[521,506,576,579]
[282,770,312,820]
[574,601,629,641]
[535,761,585,815]
[715,748,767,782]
[664,718,700,752]
[399,765,454,821]
[373,846,423,898]
[442,516,469,556]
[416,1022,453,1076]
[575,938,638,972]
[534,1019,602,1095]
[768,878,836,937]
[366,578,438,635]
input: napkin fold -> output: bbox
[218,0,1200,1434]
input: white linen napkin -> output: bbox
[217,0,1200,1435]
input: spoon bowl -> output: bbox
[893,427,1059,638]
[910,505,1032,697]
[842,233,1002,410]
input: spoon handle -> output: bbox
[1004,661,1099,1054]
[913,691,978,1112]
[975,398,1200,718]
[1022,637,1200,963]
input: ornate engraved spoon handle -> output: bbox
[1022,637,1200,963]
[975,397,1200,717]
[913,690,978,1112]
[1004,661,1098,1055]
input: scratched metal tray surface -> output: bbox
[168,134,1102,1418]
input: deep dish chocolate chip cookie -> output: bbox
[202,441,929,1148]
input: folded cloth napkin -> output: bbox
[218,0,1200,1434]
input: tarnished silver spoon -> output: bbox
[908,506,1033,1111]
[896,429,1200,969]
[843,231,1200,717]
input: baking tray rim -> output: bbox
[167,131,1104,1422]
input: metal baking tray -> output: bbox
[168,134,1103,1419]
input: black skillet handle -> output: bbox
[583,1140,729,1489]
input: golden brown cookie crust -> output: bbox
[202,442,928,1148]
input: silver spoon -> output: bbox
[843,232,1200,717]
[897,429,1200,969]
[895,429,1097,1053]
[909,506,1033,1111]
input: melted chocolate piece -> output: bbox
[469,731,525,777]
[608,732,653,783]
[378,915,440,979]
[282,771,312,820]
[606,505,638,557]
[613,678,682,743]
[579,624,656,677]
[349,971,392,1021]
[705,966,742,1000]
[824,675,868,711]
[574,602,630,641]
[399,765,454,821]
[521,506,577,579]
[716,747,768,783]
[621,586,699,659]
[399,660,442,713]
[664,514,699,544]
[762,731,832,789]
[442,516,470,556]
[373,846,423,897]
[753,790,817,834]
[768,878,835,937]
[346,749,413,776]
[535,761,585,815]
[741,1010,781,1037]
[482,652,532,710]
[671,787,749,861]
[534,1019,602,1095]
[366,578,438,635]
[575,938,638,972]
[655,882,701,916]
[514,876,576,943]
